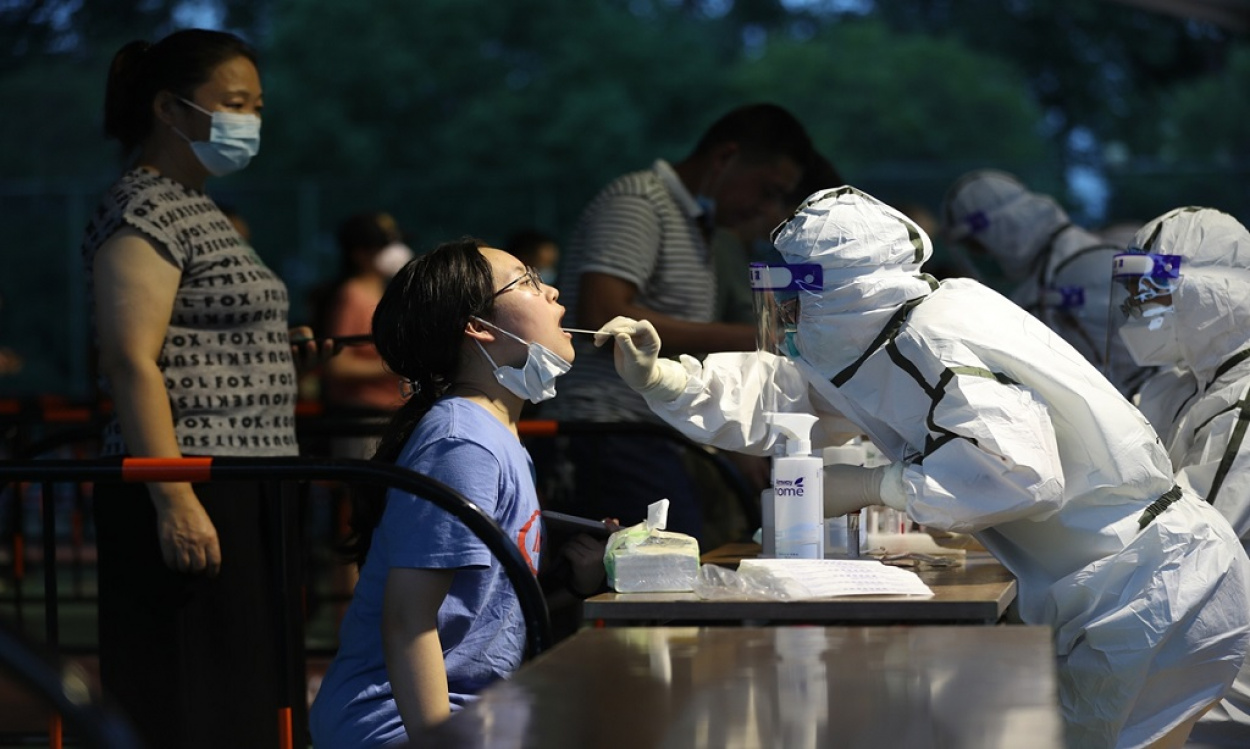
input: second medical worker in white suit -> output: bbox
[598,186,1250,749]
[1112,207,1250,748]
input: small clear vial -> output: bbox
[823,441,869,559]
[825,510,864,559]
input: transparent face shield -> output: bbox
[750,262,823,414]
[1107,252,1183,370]
[751,262,827,559]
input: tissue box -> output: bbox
[605,529,700,593]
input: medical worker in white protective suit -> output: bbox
[941,170,1151,395]
[596,187,1250,749]
[1112,207,1250,748]
[1133,364,1199,438]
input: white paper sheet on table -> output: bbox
[738,558,934,599]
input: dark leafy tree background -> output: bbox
[0,0,1245,396]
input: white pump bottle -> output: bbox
[764,412,824,559]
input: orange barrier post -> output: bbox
[517,419,560,438]
[12,480,26,632]
[277,707,293,749]
[120,456,213,483]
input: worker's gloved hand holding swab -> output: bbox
[592,316,688,400]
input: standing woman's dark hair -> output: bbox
[343,238,493,564]
[104,29,257,157]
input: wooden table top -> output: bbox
[583,543,1017,625]
[413,625,1063,749]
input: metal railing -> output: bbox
[1,400,760,532]
[0,456,553,749]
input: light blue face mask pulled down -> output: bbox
[174,97,261,176]
[471,317,571,403]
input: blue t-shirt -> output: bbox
[310,398,543,748]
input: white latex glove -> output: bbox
[594,316,687,400]
[824,463,907,517]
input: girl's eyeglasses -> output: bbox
[493,267,544,297]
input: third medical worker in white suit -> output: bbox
[1112,207,1250,748]
[598,187,1250,749]
[940,169,1149,395]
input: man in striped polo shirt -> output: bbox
[542,103,812,541]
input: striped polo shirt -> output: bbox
[545,160,715,423]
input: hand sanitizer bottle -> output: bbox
[765,413,823,559]
[759,441,784,558]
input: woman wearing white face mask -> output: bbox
[82,29,317,748]
[1115,208,1250,748]
[311,239,580,747]
[319,211,413,456]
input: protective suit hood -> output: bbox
[771,186,936,379]
[1131,207,1250,386]
[941,170,1071,282]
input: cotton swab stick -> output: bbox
[562,328,607,336]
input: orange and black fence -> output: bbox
[2,397,759,532]
[2,403,756,640]
[0,399,757,746]
[0,456,553,749]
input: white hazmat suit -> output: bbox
[1120,207,1250,748]
[942,170,1150,395]
[1132,364,1198,440]
[603,187,1250,749]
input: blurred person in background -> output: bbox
[503,228,561,286]
[82,28,323,748]
[941,169,1151,395]
[307,211,412,637]
[320,211,411,457]
[541,103,812,542]
[713,150,845,323]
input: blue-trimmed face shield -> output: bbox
[751,262,823,412]
[1112,253,1181,317]
[1108,252,1184,368]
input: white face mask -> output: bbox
[471,317,571,403]
[1118,305,1183,367]
[173,97,261,176]
[374,242,414,278]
